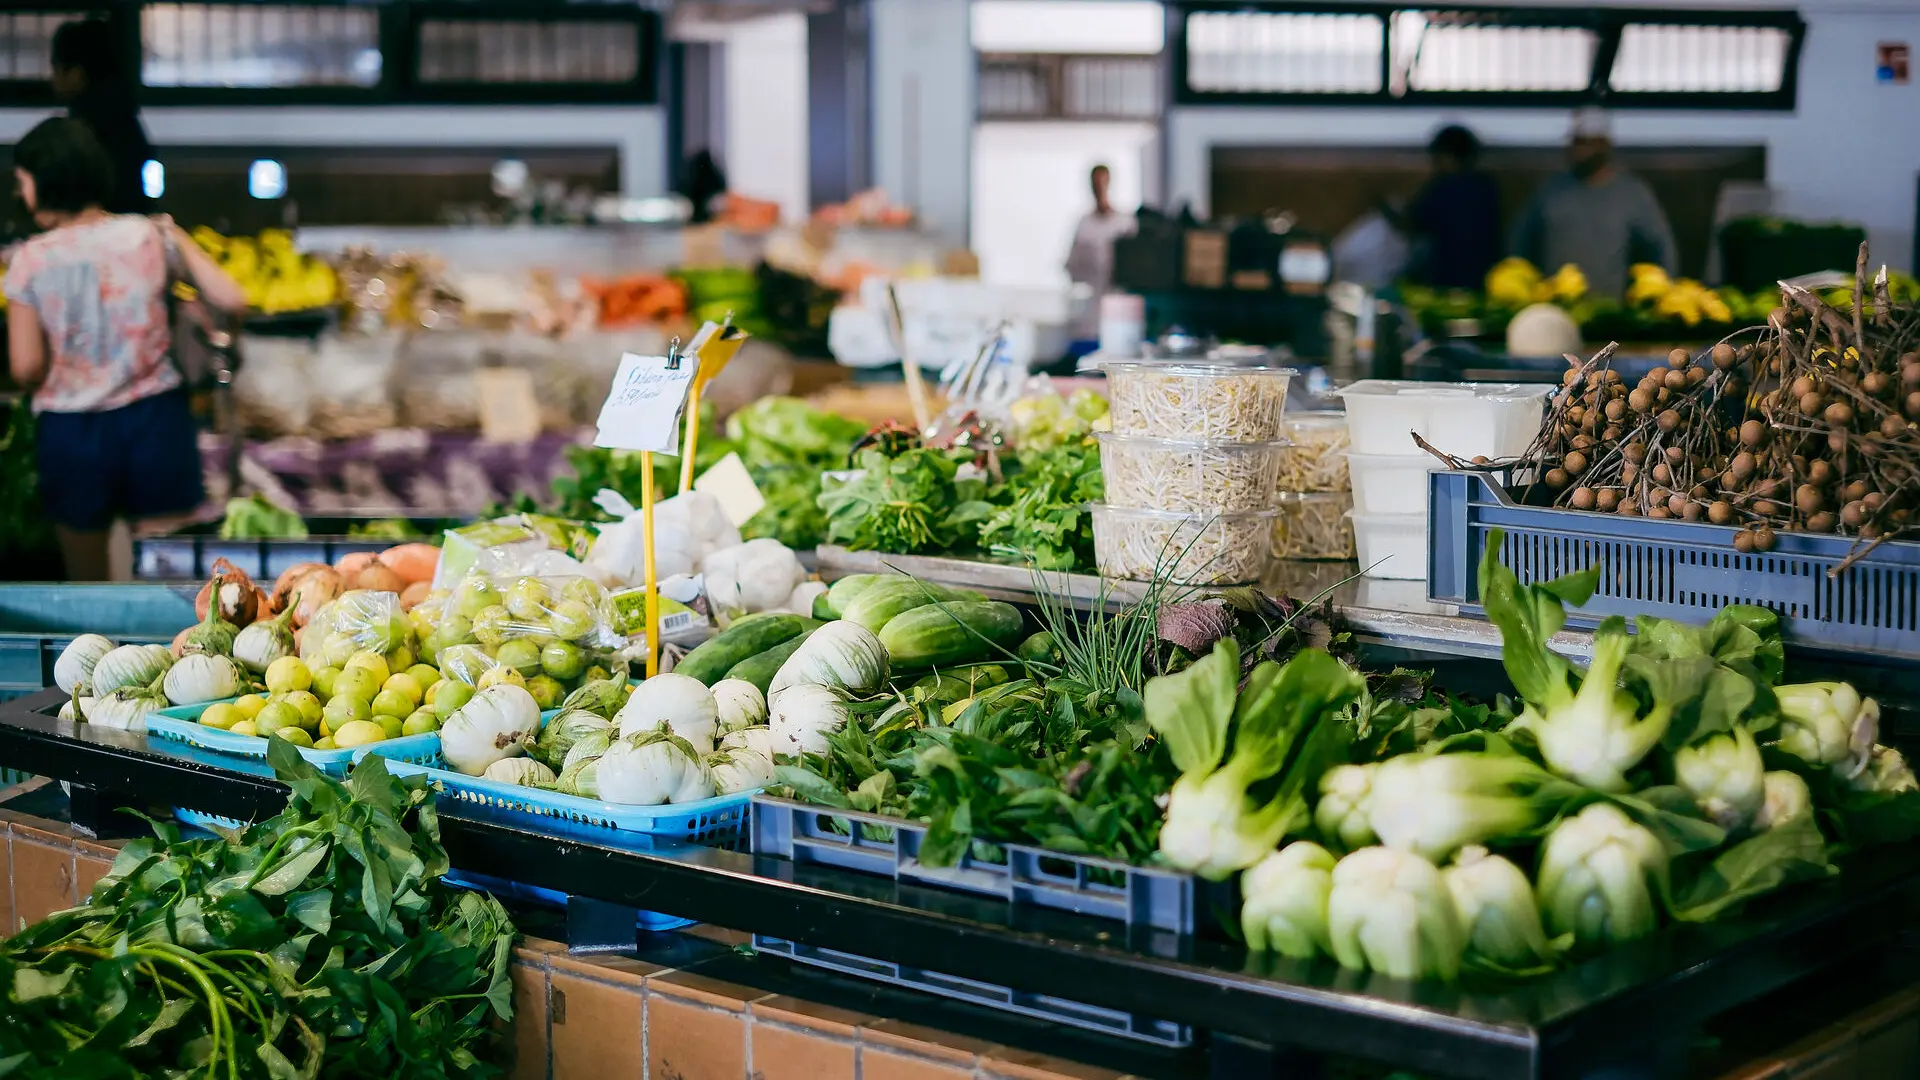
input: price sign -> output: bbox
[694,452,766,526]
[593,352,697,453]
[476,368,540,444]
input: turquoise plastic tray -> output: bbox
[149,700,442,779]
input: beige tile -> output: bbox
[750,1021,854,1080]
[508,962,549,1080]
[982,1047,1132,1080]
[73,837,125,861]
[648,994,747,1080]
[9,821,75,848]
[860,1020,997,1066]
[549,951,667,990]
[10,841,73,928]
[862,1048,975,1080]
[748,996,872,1039]
[547,969,643,1079]
[647,969,768,1013]
[0,833,12,937]
[74,855,114,902]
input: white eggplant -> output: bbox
[712,678,767,733]
[707,748,777,795]
[441,685,541,776]
[91,643,173,696]
[596,731,713,805]
[54,634,115,694]
[615,672,719,751]
[163,653,244,706]
[768,684,851,756]
[769,621,888,698]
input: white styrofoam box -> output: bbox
[1346,452,1437,515]
[828,276,1081,371]
[1350,510,1429,581]
[1336,380,1551,460]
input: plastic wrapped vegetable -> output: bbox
[1535,803,1667,949]
[1240,841,1335,959]
[1327,846,1466,982]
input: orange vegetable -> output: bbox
[336,551,379,576]
[400,580,432,611]
[377,543,440,586]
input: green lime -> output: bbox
[476,666,525,691]
[385,644,415,674]
[323,695,372,728]
[430,680,473,719]
[384,672,425,707]
[345,650,390,683]
[454,578,501,620]
[331,666,381,705]
[310,666,340,700]
[371,688,414,719]
[199,702,245,730]
[273,726,314,748]
[281,690,323,729]
[313,736,338,750]
[376,714,405,740]
[322,633,358,668]
[401,709,440,736]
[496,638,542,677]
[505,577,553,621]
[265,656,311,695]
[406,663,442,691]
[549,599,594,640]
[331,720,386,749]
[230,720,257,737]
[255,702,301,737]
[233,693,267,719]
[525,674,563,710]
[539,640,586,681]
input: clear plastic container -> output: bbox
[1336,380,1550,460]
[1350,510,1429,581]
[1277,413,1350,493]
[1346,452,1437,515]
[1098,433,1290,514]
[1273,492,1355,560]
[1100,362,1294,442]
[1090,504,1277,585]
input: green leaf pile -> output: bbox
[0,739,516,1078]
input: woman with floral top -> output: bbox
[5,117,246,580]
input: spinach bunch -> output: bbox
[818,447,990,554]
[0,740,516,1079]
[977,441,1103,571]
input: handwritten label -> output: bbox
[593,352,697,453]
[477,368,541,444]
[693,452,766,526]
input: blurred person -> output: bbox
[678,149,728,224]
[1065,164,1135,340]
[1510,110,1676,297]
[5,118,245,580]
[52,18,154,215]
[1332,199,1410,291]
[1406,124,1501,289]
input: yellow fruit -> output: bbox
[313,736,338,750]
[371,688,414,719]
[283,690,324,729]
[265,656,312,695]
[401,709,439,736]
[331,720,387,749]
[199,702,245,730]
[377,714,405,740]
[406,664,442,691]
[384,673,424,707]
[332,667,381,705]
[346,651,391,684]
[233,694,268,719]
[386,645,415,674]
[273,727,314,748]
[324,695,372,728]
[476,666,526,691]
[230,720,257,737]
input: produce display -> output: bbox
[1516,249,1920,553]
[1101,362,1292,442]
[190,226,340,314]
[1272,491,1355,561]
[1404,257,1786,342]
[1098,434,1291,514]
[0,740,517,1075]
[1277,413,1351,493]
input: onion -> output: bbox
[351,562,406,595]
[272,562,330,611]
[288,567,344,627]
[195,560,260,625]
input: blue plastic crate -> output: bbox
[1429,470,1920,659]
[133,519,449,582]
[148,700,442,778]
[0,584,194,700]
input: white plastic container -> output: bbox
[1100,362,1294,442]
[1336,380,1550,460]
[1098,433,1291,513]
[1346,452,1436,515]
[1090,504,1277,585]
[1273,492,1355,560]
[1350,510,1429,581]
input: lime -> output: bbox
[331,719,387,749]
[310,666,341,700]
[387,643,416,673]
[265,656,311,695]
[273,726,314,748]
[476,666,526,691]
[322,633,358,668]
[562,577,603,608]
[430,680,474,719]
[549,599,595,640]
[313,736,338,750]
[376,714,404,739]
[331,666,381,705]
[199,702,245,730]
[472,605,512,647]
[371,688,414,719]
[539,640,586,681]
[230,720,257,737]
[454,577,501,620]
[255,702,302,737]
[345,650,390,684]
[406,663,442,691]
[525,674,564,710]
[496,638,542,677]
[323,695,372,728]
[401,709,440,736]
[505,577,553,621]
[383,672,424,707]
[233,693,268,719]
[283,690,324,729]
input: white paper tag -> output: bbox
[593,353,697,453]
[693,452,766,526]
[477,368,541,444]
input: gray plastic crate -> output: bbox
[0,585,194,700]
[133,518,448,581]
[751,796,1194,1045]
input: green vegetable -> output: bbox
[824,573,893,616]
[218,493,308,540]
[1674,727,1767,830]
[819,446,987,554]
[0,739,516,1076]
[676,614,820,685]
[1774,681,1879,772]
[0,400,58,572]
[725,629,819,694]
[1314,764,1379,852]
[840,577,984,633]
[811,591,836,619]
[1016,631,1061,666]
[1535,802,1668,949]
[876,600,1025,670]
[725,396,866,470]
[1443,846,1557,973]
[1365,747,1578,863]
[1328,846,1466,981]
[1240,841,1335,959]
[978,441,1104,571]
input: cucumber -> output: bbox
[824,573,894,617]
[878,601,1025,669]
[675,614,819,685]
[724,629,819,694]
[810,592,836,620]
[841,578,985,634]
[1017,631,1062,666]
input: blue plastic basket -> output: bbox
[149,700,443,778]
[1429,470,1920,659]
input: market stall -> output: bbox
[3,258,1920,1080]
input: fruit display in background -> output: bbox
[190,226,339,314]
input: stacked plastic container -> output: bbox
[1336,380,1552,580]
[1091,362,1296,584]
[1272,413,1355,561]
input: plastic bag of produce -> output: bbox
[309,331,401,439]
[418,572,625,706]
[299,589,417,667]
[232,334,314,437]
[585,489,741,588]
[398,329,485,430]
[434,514,599,588]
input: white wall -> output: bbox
[1167,5,1920,271]
[0,106,669,197]
[721,12,811,223]
[972,120,1157,287]
[871,0,975,246]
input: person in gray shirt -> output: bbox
[1510,110,1677,297]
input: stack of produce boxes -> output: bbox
[1089,362,1295,584]
[1272,412,1357,561]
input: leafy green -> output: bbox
[0,399,57,572]
[0,739,517,1078]
[218,495,309,541]
[819,446,986,554]
[724,396,866,471]
[977,441,1103,571]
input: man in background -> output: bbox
[52,19,154,215]
[1510,110,1675,297]
[1406,124,1501,289]
[1065,164,1135,338]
